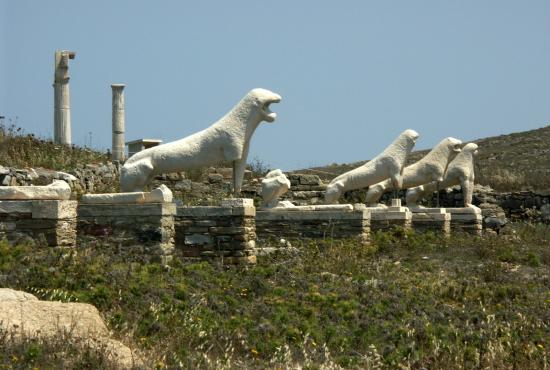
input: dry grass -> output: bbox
[1,223,549,368]
[0,123,109,170]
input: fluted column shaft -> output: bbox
[111,84,126,161]
[53,50,75,145]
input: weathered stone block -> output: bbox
[184,234,213,246]
[411,212,450,235]
[174,203,257,264]
[221,198,254,208]
[256,208,369,243]
[31,200,77,219]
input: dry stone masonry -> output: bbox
[256,204,370,244]
[77,189,176,262]
[447,207,483,236]
[369,199,412,233]
[410,208,451,236]
[174,198,257,264]
[0,199,77,247]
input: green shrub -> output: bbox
[1,224,549,368]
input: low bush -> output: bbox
[0,224,549,368]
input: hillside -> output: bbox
[295,125,550,192]
[0,123,109,170]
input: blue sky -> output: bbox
[2,0,549,170]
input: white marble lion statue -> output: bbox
[324,129,419,204]
[120,88,281,195]
[406,142,479,207]
[364,137,463,206]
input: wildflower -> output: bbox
[537,344,544,349]
[251,348,259,356]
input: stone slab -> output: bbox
[409,207,447,214]
[264,204,354,212]
[0,200,77,219]
[177,206,233,217]
[31,200,78,219]
[0,180,71,201]
[411,212,450,221]
[78,203,176,217]
[0,201,32,214]
[80,185,173,204]
[446,206,482,215]
[411,212,451,235]
[449,213,483,221]
[370,210,412,221]
[256,209,369,221]
[221,198,254,208]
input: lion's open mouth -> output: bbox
[263,97,281,122]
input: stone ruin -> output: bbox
[3,76,542,264]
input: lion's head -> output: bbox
[248,88,282,123]
[462,143,479,156]
[402,129,420,149]
[424,137,462,162]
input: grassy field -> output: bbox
[1,224,549,369]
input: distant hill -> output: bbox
[293,125,550,192]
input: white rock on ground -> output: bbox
[0,289,142,368]
[0,288,39,301]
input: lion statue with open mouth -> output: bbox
[120,88,281,195]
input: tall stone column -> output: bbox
[111,84,126,161]
[53,50,76,145]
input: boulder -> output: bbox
[0,288,38,301]
[0,289,141,368]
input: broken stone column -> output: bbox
[53,50,76,145]
[111,84,126,161]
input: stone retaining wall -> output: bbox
[77,203,176,262]
[411,212,450,235]
[0,200,77,247]
[174,199,257,264]
[370,210,412,233]
[256,208,370,243]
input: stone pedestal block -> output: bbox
[256,206,370,244]
[410,208,450,236]
[77,202,176,261]
[447,207,483,236]
[369,202,412,233]
[0,200,77,247]
[174,199,256,264]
